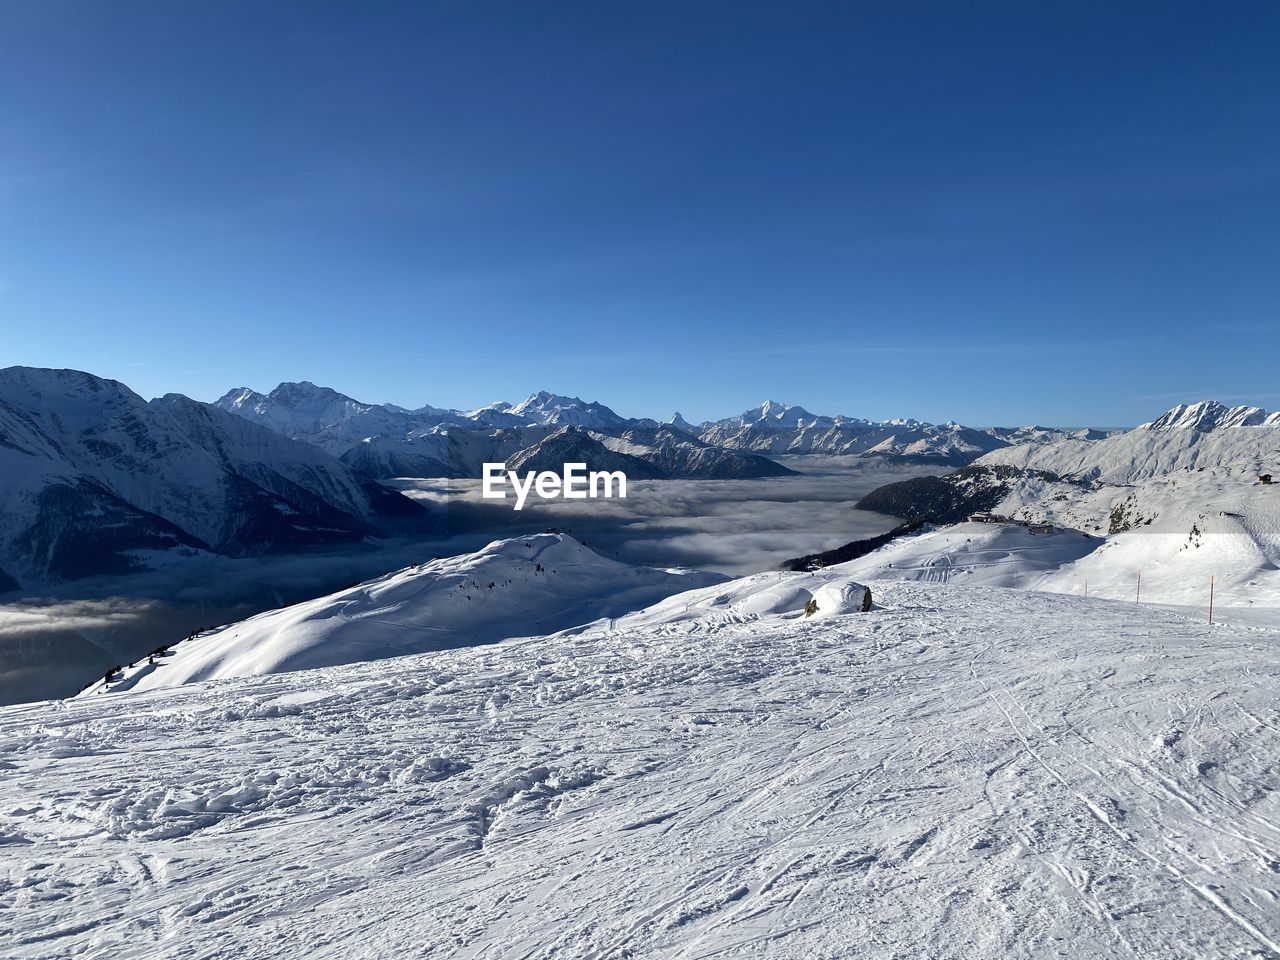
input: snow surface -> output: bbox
[92,534,723,693]
[4,578,1280,957]
[835,522,1104,589]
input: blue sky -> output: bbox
[2,1,1277,427]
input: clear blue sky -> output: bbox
[2,1,1277,426]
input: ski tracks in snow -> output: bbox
[1,582,1278,958]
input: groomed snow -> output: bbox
[5,579,1279,958]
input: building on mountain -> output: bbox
[1261,473,1273,485]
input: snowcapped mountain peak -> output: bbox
[1144,400,1272,431]
[269,380,341,401]
[509,392,626,428]
[465,400,513,416]
[665,411,698,433]
[753,400,818,426]
[215,386,265,411]
[214,380,389,440]
[0,366,142,427]
[458,400,526,428]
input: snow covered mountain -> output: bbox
[715,399,846,430]
[700,416,1009,465]
[214,383,632,450]
[823,401,1280,607]
[504,427,667,479]
[509,390,630,429]
[217,381,456,440]
[214,381,471,456]
[336,424,793,481]
[0,368,433,588]
[1143,400,1280,430]
[978,400,1280,483]
[8,576,1279,957]
[593,426,796,479]
[93,533,723,693]
[338,426,543,480]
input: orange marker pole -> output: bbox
[1208,575,1214,624]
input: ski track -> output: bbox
[2,581,1278,959]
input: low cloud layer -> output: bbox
[395,457,932,574]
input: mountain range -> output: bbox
[217,383,792,480]
[215,383,1109,476]
[5,365,1274,594]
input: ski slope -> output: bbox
[96,534,722,694]
[833,522,1104,589]
[5,578,1280,958]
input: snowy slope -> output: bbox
[829,521,1104,589]
[94,534,723,692]
[5,580,1280,958]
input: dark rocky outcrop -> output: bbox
[782,520,926,572]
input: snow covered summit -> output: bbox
[1144,400,1280,431]
[508,391,629,429]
